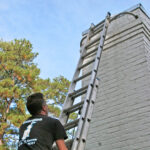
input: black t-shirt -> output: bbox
[18,115,67,150]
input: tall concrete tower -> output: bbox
[81,4,150,150]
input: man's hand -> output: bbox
[56,139,68,150]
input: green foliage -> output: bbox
[47,76,70,105]
[0,145,9,150]
[0,39,71,148]
[70,112,78,120]
[46,76,77,120]
[48,105,61,118]
[0,39,40,148]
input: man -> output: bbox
[18,93,68,150]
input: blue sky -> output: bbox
[0,0,149,80]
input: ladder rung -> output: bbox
[64,119,79,130]
[74,71,92,82]
[69,85,88,97]
[82,47,98,58]
[86,36,100,48]
[72,89,87,99]
[63,101,84,114]
[78,58,95,70]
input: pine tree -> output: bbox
[0,39,39,149]
[0,39,73,149]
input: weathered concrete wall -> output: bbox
[82,6,150,150]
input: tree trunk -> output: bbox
[6,102,11,114]
[0,140,2,146]
[6,98,12,114]
[0,133,4,146]
[0,99,12,147]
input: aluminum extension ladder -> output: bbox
[59,12,111,150]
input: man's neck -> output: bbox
[39,111,47,116]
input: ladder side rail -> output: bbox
[71,12,110,150]
[78,78,99,150]
[77,11,110,138]
[81,12,110,120]
[82,12,110,118]
[70,76,97,150]
[59,29,92,125]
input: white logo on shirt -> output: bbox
[19,118,43,147]
[22,121,36,140]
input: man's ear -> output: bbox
[42,105,46,111]
[42,104,48,115]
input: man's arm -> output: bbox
[56,139,68,150]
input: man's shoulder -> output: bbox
[46,116,60,124]
[33,115,60,125]
[20,115,60,128]
[38,116,62,130]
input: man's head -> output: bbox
[26,93,48,116]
